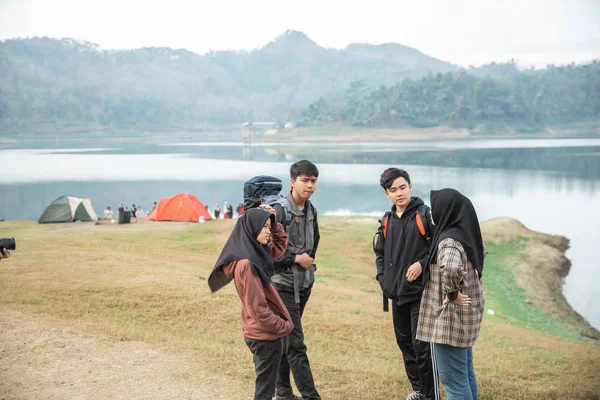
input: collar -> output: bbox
[286,191,309,216]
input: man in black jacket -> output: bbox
[373,168,439,400]
[272,160,321,400]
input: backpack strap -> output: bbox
[415,205,432,244]
[373,211,391,250]
[272,197,294,231]
[382,212,390,239]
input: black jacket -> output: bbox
[374,197,432,306]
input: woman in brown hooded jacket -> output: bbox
[209,206,293,400]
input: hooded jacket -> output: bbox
[208,209,293,340]
[374,197,432,306]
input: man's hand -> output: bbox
[442,292,471,307]
[406,261,422,282]
[295,253,314,270]
[0,249,11,260]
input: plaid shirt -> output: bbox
[416,238,484,348]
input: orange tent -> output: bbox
[146,193,212,222]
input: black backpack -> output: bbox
[243,175,293,226]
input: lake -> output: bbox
[1,137,599,330]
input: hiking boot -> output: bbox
[403,392,425,400]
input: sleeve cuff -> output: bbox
[447,290,459,301]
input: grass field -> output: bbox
[0,217,599,399]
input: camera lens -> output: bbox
[0,237,16,251]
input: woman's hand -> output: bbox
[258,204,276,216]
[443,292,471,307]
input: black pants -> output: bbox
[244,337,283,400]
[392,299,438,400]
[275,285,321,400]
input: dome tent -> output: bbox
[39,196,98,223]
[146,192,212,222]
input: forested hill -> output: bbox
[0,31,457,134]
[301,61,600,130]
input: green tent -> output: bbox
[39,196,99,224]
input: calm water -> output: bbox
[1,138,599,330]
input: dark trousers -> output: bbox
[392,299,438,400]
[275,285,321,400]
[244,337,283,400]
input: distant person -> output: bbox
[208,206,292,400]
[132,204,137,218]
[152,201,157,211]
[237,203,245,217]
[373,168,438,400]
[272,160,321,400]
[0,248,10,260]
[104,206,113,218]
[214,203,222,219]
[224,202,233,219]
[136,207,146,218]
[118,204,124,212]
[416,188,485,400]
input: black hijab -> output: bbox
[208,208,276,292]
[427,188,484,279]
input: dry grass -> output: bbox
[1,218,599,400]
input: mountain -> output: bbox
[0,31,458,134]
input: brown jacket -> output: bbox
[224,221,293,340]
[416,238,484,348]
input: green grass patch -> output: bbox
[483,238,588,341]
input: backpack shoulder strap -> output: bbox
[380,211,391,239]
[373,211,390,250]
[415,205,432,244]
[275,197,294,229]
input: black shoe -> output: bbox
[403,392,425,400]
[275,395,302,400]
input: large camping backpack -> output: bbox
[243,175,293,226]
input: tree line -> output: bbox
[300,61,600,129]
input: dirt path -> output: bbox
[0,311,250,400]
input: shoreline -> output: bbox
[480,217,599,339]
[1,121,599,145]
[253,123,600,143]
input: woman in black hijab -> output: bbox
[208,206,293,400]
[416,189,485,400]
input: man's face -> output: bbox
[291,175,318,200]
[385,177,412,209]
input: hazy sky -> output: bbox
[1,0,599,67]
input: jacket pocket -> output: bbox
[383,264,423,299]
[287,218,302,253]
[382,263,401,299]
